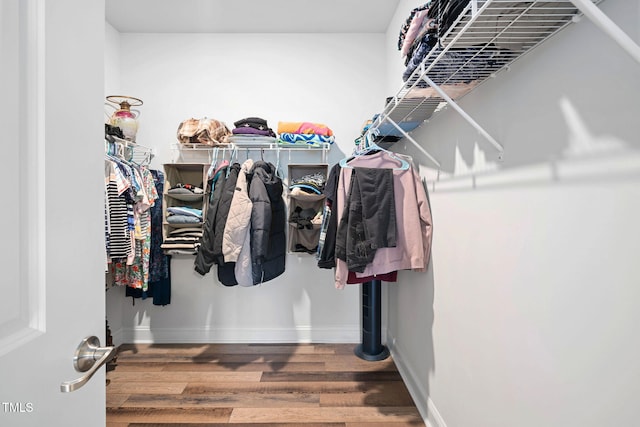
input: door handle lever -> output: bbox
[60,336,117,393]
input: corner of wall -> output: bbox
[389,341,447,427]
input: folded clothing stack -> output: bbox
[168,183,204,194]
[167,183,204,201]
[161,227,203,255]
[166,206,203,224]
[289,206,323,230]
[229,117,276,144]
[289,172,326,195]
[177,117,231,145]
[277,121,335,146]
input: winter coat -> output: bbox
[222,159,254,263]
[249,161,286,285]
[215,164,240,286]
[212,163,240,265]
[194,166,228,276]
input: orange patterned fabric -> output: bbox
[277,121,334,137]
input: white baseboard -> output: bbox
[389,342,447,427]
[121,326,361,344]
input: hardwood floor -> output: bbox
[106,343,425,426]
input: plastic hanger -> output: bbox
[339,128,410,171]
[207,147,220,179]
[275,143,283,178]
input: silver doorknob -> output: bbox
[60,336,117,393]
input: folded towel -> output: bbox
[166,215,202,224]
[232,127,274,136]
[167,206,203,218]
[278,133,334,145]
[277,121,334,137]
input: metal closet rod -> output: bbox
[176,142,330,151]
[174,142,330,163]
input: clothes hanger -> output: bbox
[225,145,239,179]
[339,128,410,171]
[231,145,238,164]
[275,143,283,178]
[207,147,220,179]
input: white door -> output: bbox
[0,0,106,426]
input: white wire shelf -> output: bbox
[105,136,155,165]
[371,0,614,166]
[171,141,331,163]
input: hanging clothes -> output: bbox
[335,166,397,273]
[104,144,159,293]
[110,164,158,291]
[317,163,340,269]
[148,169,171,305]
[105,159,132,259]
[222,159,254,287]
[193,159,286,287]
[333,151,433,289]
[194,164,229,276]
[248,161,286,285]
[214,162,241,287]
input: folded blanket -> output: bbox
[234,117,268,129]
[232,127,275,137]
[169,228,203,237]
[161,243,199,249]
[278,133,335,146]
[163,236,201,244]
[166,215,202,224]
[167,206,203,218]
[277,121,334,137]
[228,135,277,145]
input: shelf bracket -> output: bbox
[377,116,441,168]
[569,0,640,65]
[421,75,504,160]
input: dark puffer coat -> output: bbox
[248,161,286,284]
[194,166,228,276]
[194,163,241,283]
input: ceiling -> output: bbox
[106,0,401,34]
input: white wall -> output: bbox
[104,22,121,99]
[385,1,640,427]
[105,31,388,343]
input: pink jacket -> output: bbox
[335,151,432,289]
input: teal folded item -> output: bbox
[278,133,335,145]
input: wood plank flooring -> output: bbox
[106,343,425,426]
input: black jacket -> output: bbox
[317,163,340,269]
[249,161,286,284]
[214,163,241,286]
[212,163,241,265]
[194,166,228,276]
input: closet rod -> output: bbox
[569,0,640,65]
[173,142,330,163]
[174,142,330,152]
